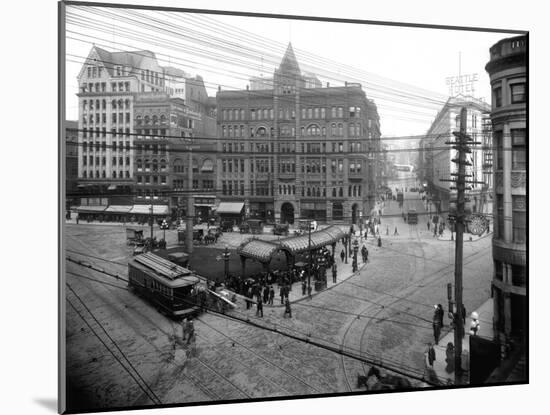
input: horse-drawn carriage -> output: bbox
[272,223,289,236]
[192,225,222,245]
[126,228,144,246]
[239,219,264,234]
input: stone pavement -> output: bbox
[423,298,494,385]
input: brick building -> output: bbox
[216,43,382,224]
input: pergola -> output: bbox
[235,225,346,277]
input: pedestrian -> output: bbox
[427,343,436,367]
[364,230,368,239]
[386,225,389,235]
[427,221,430,231]
[469,311,480,336]
[279,285,284,304]
[461,303,466,326]
[269,286,275,305]
[181,318,189,342]
[340,249,345,262]
[307,284,312,299]
[76,213,79,224]
[256,298,263,317]
[263,285,269,304]
[284,298,292,318]
[302,279,307,295]
[445,342,455,373]
[186,319,195,345]
[332,263,337,283]
[432,305,443,345]
[394,226,399,235]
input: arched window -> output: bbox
[349,123,355,137]
[338,123,343,136]
[118,99,123,109]
[160,114,166,124]
[144,159,150,171]
[314,108,319,118]
[256,127,267,137]
[306,124,321,136]
[160,159,167,171]
[152,115,158,125]
[201,159,214,172]
[144,115,150,125]
[331,123,337,136]
[125,99,130,109]
[102,99,106,109]
[112,100,117,109]
[339,188,343,197]
[348,185,352,197]
[136,159,143,170]
[307,188,311,197]
[136,115,142,126]
[332,188,337,197]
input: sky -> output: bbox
[65,4,516,138]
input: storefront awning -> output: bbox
[75,205,107,213]
[104,205,132,213]
[129,205,170,215]
[279,226,344,254]
[216,202,244,215]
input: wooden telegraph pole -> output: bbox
[443,107,481,384]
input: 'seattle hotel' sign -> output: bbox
[446,73,479,96]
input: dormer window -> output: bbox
[116,66,122,76]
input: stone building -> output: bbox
[419,96,491,216]
[485,34,527,356]
[216,43,382,224]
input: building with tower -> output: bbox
[216,43,382,225]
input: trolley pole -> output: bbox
[308,220,312,291]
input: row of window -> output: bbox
[135,114,168,126]
[82,141,131,151]
[218,158,364,175]
[135,129,168,139]
[82,156,130,166]
[140,69,165,87]
[82,128,131,138]
[221,106,363,121]
[493,82,526,108]
[136,159,168,171]
[220,123,365,138]
[172,179,214,191]
[135,144,167,154]
[136,175,167,185]
[83,112,131,125]
[81,81,131,94]
[81,170,130,179]
[220,140,364,154]
[83,99,131,111]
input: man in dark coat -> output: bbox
[256,298,263,317]
[332,263,337,283]
[279,285,284,304]
[263,285,269,304]
[284,298,292,318]
[340,249,345,262]
[302,279,307,296]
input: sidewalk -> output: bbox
[424,298,494,385]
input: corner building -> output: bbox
[216,44,381,224]
[485,35,527,356]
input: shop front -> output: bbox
[215,202,245,226]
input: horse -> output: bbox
[358,367,413,391]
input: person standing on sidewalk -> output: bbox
[279,285,284,304]
[302,279,307,295]
[432,305,443,345]
[332,263,337,283]
[307,284,312,299]
[340,249,345,262]
[427,221,430,231]
[427,343,436,367]
[256,298,263,317]
[268,286,275,305]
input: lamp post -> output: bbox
[161,219,168,242]
[223,245,231,281]
[359,211,363,242]
[353,239,359,272]
[348,226,353,258]
[307,220,312,291]
[343,235,348,264]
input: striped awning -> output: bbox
[104,205,132,213]
[216,202,244,214]
[279,226,344,254]
[129,205,170,215]
[75,205,107,213]
[236,239,279,263]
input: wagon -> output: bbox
[272,223,289,236]
[126,228,144,246]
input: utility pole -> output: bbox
[186,143,194,254]
[307,219,312,291]
[149,203,154,240]
[442,107,481,384]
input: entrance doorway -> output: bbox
[281,202,295,224]
[351,203,359,224]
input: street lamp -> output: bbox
[359,211,363,242]
[348,226,353,258]
[343,235,348,264]
[161,219,169,242]
[223,245,231,281]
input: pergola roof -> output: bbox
[237,225,345,263]
[236,239,280,263]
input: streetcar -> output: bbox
[128,252,207,318]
